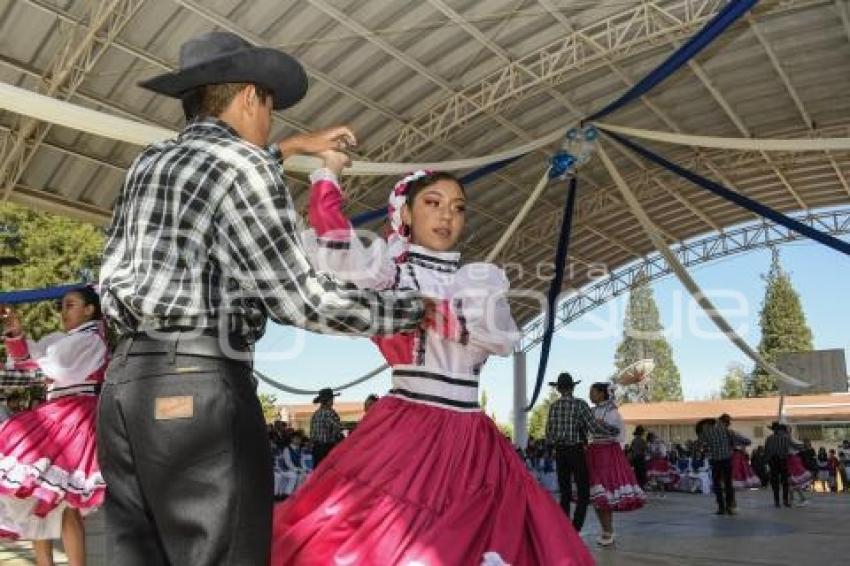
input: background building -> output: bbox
[277,401,366,433]
[619,393,850,449]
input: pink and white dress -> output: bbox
[788,451,813,490]
[647,439,678,485]
[0,321,107,540]
[587,401,645,512]
[271,170,595,566]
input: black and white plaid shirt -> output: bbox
[699,423,750,461]
[764,431,802,461]
[310,406,343,444]
[545,395,619,446]
[101,118,424,343]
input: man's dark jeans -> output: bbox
[97,351,272,566]
[769,456,790,506]
[711,458,735,511]
[555,444,590,531]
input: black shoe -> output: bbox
[783,501,792,508]
[715,508,726,515]
[726,508,737,515]
[774,501,781,508]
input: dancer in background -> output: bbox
[546,372,620,534]
[786,432,813,506]
[646,432,678,492]
[586,382,645,547]
[630,426,648,489]
[731,444,761,490]
[0,288,107,566]
[272,156,594,565]
[699,414,750,515]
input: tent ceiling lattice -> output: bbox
[0,0,848,330]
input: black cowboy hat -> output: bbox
[548,372,581,389]
[313,387,340,404]
[139,32,308,111]
[769,421,787,432]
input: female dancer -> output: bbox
[731,446,761,489]
[272,154,595,565]
[646,432,678,490]
[0,288,107,566]
[586,383,645,547]
[787,437,812,506]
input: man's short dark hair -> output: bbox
[192,82,275,118]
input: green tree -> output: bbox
[749,250,814,396]
[720,362,746,399]
[480,388,488,413]
[258,393,279,423]
[614,276,683,402]
[528,389,559,440]
[0,203,104,341]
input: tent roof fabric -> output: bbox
[1,0,849,326]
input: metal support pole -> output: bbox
[513,350,528,449]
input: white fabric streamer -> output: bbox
[597,142,809,389]
[597,122,850,152]
[0,81,563,176]
[485,168,552,262]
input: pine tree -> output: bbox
[614,276,683,402]
[720,362,746,399]
[749,250,814,396]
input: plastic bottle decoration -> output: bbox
[549,125,598,180]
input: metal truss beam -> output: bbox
[359,0,822,167]
[364,0,729,164]
[21,0,312,134]
[9,183,113,226]
[747,15,850,198]
[675,29,809,209]
[519,207,850,351]
[0,0,144,201]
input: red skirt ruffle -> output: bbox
[272,396,594,566]
[731,451,760,489]
[788,454,813,489]
[0,395,104,539]
[586,442,645,512]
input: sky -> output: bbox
[255,238,850,424]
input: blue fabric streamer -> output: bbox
[586,0,758,122]
[351,155,525,227]
[526,176,578,411]
[602,128,850,256]
[0,283,90,305]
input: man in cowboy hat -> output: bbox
[545,372,619,532]
[763,422,802,508]
[630,425,649,489]
[99,31,431,566]
[698,413,750,515]
[310,387,344,468]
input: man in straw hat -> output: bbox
[310,387,344,468]
[99,31,431,565]
[545,372,620,532]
